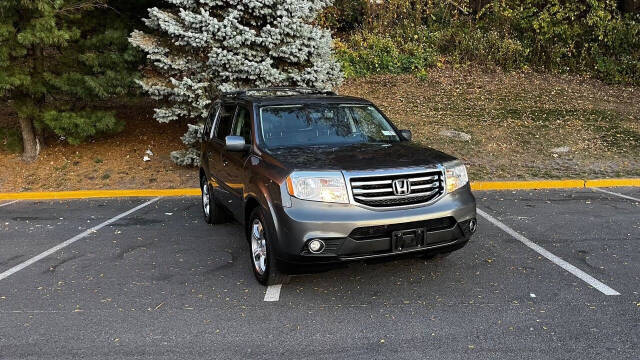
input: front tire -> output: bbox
[248,207,286,286]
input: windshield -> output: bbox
[259,104,400,149]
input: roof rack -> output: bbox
[222,87,337,98]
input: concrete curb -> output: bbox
[0,179,638,201]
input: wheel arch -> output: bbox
[244,196,261,228]
[243,189,280,253]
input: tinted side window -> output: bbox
[207,105,220,140]
[215,105,236,141]
[232,106,251,143]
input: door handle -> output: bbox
[223,160,229,167]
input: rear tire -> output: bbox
[201,176,228,224]
[248,207,286,286]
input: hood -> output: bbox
[265,142,456,172]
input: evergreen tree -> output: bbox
[130,0,343,166]
[0,0,143,161]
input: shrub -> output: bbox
[431,26,528,70]
[488,0,640,82]
[42,111,124,145]
[318,0,368,33]
[331,0,640,84]
[336,32,437,77]
[0,127,23,153]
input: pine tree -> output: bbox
[130,0,343,166]
[0,1,143,161]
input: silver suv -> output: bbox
[199,88,477,285]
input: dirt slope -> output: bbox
[1,69,638,192]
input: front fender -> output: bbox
[242,154,290,257]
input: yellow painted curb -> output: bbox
[584,178,640,188]
[0,178,638,201]
[0,189,200,201]
[472,178,640,191]
[471,180,586,191]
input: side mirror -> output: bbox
[399,129,412,141]
[225,136,249,152]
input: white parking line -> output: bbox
[592,187,640,202]
[477,208,620,296]
[0,200,19,208]
[264,284,282,302]
[0,197,161,282]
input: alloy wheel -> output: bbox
[250,219,267,275]
[202,182,210,217]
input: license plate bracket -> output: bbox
[392,228,426,252]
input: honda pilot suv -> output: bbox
[199,88,477,285]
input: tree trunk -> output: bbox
[618,0,640,12]
[624,0,640,12]
[18,116,39,162]
[469,0,490,14]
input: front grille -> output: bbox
[349,217,456,241]
[349,170,444,207]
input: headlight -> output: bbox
[286,171,349,204]
[444,161,469,193]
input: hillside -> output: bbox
[1,69,638,192]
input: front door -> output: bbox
[220,105,252,219]
[204,104,220,184]
[210,104,237,206]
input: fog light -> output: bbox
[307,239,325,254]
[469,219,477,233]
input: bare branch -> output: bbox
[55,0,110,15]
[446,0,471,15]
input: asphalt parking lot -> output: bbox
[0,187,639,360]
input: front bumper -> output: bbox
[271,184,476,263]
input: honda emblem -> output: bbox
[392,179,411,195]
